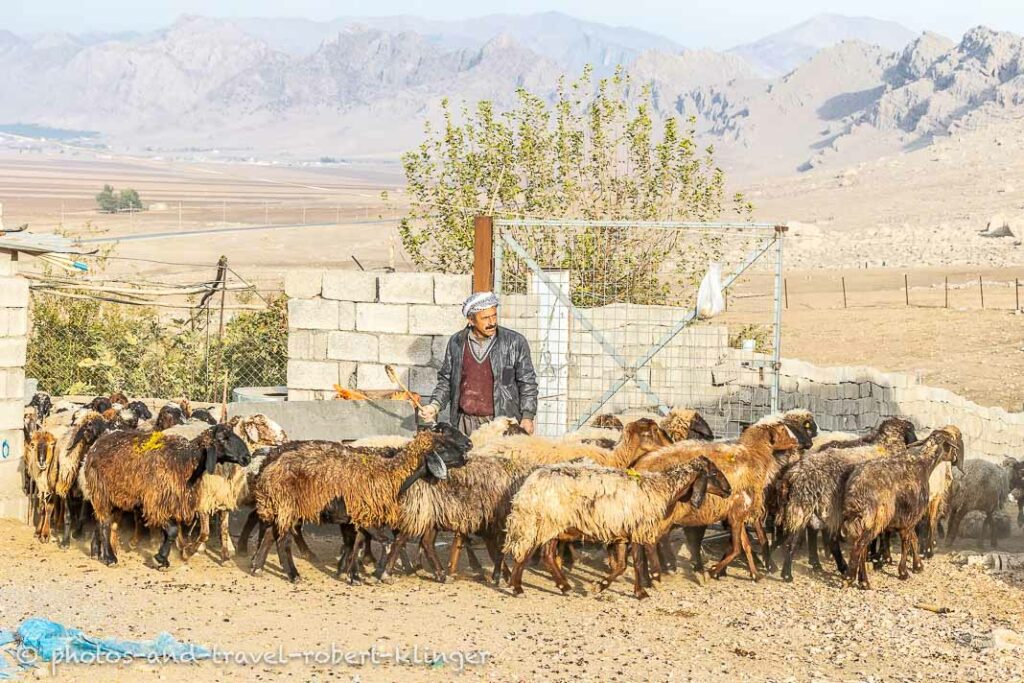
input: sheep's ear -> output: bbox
[691,415,714,440]
[690,475,709,509]
[398,464,426,496]
[204,444,218,474]
[656,427,673,445]
[426,451,448,480]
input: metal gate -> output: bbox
[491,218,785,438]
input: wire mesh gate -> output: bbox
[491,218,785,438]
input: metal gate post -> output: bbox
[770,224,787,413]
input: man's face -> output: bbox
[469,307,498,337]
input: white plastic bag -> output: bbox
[696,262,725,319]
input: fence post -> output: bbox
[904,273,909,307]
[841,276,848,309]
[979,275,985,309]
[473,215,494,292]
[770,225,786,414]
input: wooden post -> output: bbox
[473,215,494,292]
[979,275,985,309]
[841,276,848,309]
[944,276,948,309]
[784,278,789,309]
[904,273,909,307]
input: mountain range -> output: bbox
[2,12,1023,181]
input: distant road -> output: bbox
[79,218,398,244]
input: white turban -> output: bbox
[462,291,499,318]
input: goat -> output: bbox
[504,457,730,599]
[1002,458,1024,528]
[154,403,187,431]
[28,392,53,422]
[192,408,219,426]
[841,427,963,589]
[82,424,251,568]
[250,424,472,583]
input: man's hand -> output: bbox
[520,418,534,435]
[419,404,439,423]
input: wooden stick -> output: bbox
[914,603,952,614]
[784,278,789,309]
[385,365,423,411]
[979,275,985,309]
[1016,278,1020,312]
[945,276,949,309]
[904,273,909,307]
[841,276,848,309]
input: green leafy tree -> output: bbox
[95,184,118,213]
[118,188,143,212]
[398,66,752,305]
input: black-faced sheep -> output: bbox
[82,424,251,568]
[250,423,472,583]
[774,416,918,581]
[630,422,800,583]
[504,457,731,599]
[840,426,963,589]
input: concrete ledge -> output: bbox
[229,399,416,441]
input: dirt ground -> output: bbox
[0,511,1022,683]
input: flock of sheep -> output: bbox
[20,391,1024,599]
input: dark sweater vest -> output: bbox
[458,341,495,417]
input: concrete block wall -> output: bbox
[286,270,471,401]
[0,251,28,521]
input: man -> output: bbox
[419,291,538,435]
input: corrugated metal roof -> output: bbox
[0,231,89,256]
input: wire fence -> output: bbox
[24,258,287,402]
[492,218,784,439]
[783,272,1024,312]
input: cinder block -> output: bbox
[378,335,433,365]
[356,303,408,334]
[288,299,339,331]
[6,308,27,337]
[379,273,435,304]
[288,360,347,391]
[0,310,7,337]
[410,366,438,395]
[0,368,24,400]
[431,335,450,367]
[356,363,408,391]
[433,274,472,305]
[0,278,28,308]
[0,256,14,277]
[0,399,20,430]
[322,271,378,303]
[0,339,26,369]
[287,330,329,361]
[284,270,323,298]
[327,331,379,363]
[408,304,466,336]
[287,389,316,402]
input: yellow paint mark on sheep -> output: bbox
[135,432,165,455]
[625,468,642,482]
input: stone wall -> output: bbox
[285,268,1023,463]
[0,251,29,520]
[285,270,472,402]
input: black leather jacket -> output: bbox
[429,326,538,421]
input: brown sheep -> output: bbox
[630,422,800,582]
[83,424,251,569]
[250,423,472,583]
[504,457,731,599]
[841,426,963,589]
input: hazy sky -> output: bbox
[4,1,1023,48]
